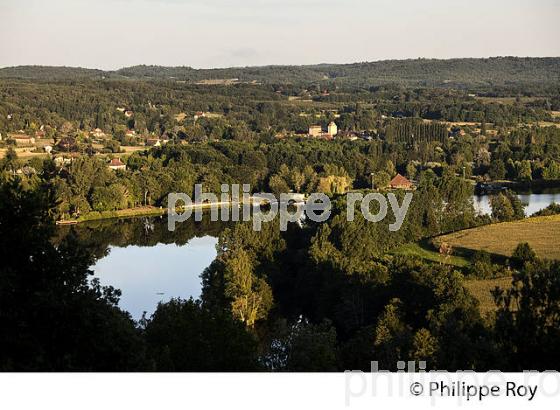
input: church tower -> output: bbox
[328,121,338,136]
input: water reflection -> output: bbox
[92,237,218,320]
[473,188,560,216]
[55,215,228,320]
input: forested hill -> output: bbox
[0,65,105,80]
[115,58,560,87]
[1,57,560,88]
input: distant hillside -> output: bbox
[116,57,560,87]
[0,65,105,80]
[1,57,559,88]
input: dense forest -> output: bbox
[2,57,560,90]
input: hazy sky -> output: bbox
[1,0,559,69]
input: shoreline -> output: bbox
[480,179,560,190]
[55,202,237,226]
[55,199,274,226]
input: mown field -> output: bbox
[394,215,560,314]
[435,215,560,260]
[437,215,560,313]
[463,276,513,315]
[392,242,512,314]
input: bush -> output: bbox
[511,242,537,269]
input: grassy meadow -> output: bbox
[463,276,513,315]
[435,215,560,260]
[394,215,560,313]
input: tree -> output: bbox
[384,160,396,177]
[104,139,121,153]
[91,183,127,211]
[373,171,391,189]
[438,168,476,231]
[410,328,438,365]
[469,250,496,278]
[269,174,290,196]
[184,123,207,143]
[0,147,19,174]
[265,319,339,371]
[302,165,319,193]
[490,192,523,222]
[506,190,525,219]
[317,175,350,194]
[543,160,560,180]
[144,298,259,371]
[289,169,305,192]
[517,160,533,181]
[406,162,417,180]
[0,180,143,371]
[511,242,537,269]
[373,299,412,369]
[488,160,506,180]
[490,193,513,221]
[223,248,273,327]
[494,259,560,370]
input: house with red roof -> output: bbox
[389,174,414,190]
[108,158,126,171]
[9,133,35,146]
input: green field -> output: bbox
[392,241,470,267]
[394,215,560,314]
[434,215,560,313]
[392,242,512,313]
[435,215,560,260]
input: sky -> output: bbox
[1,0,559,69]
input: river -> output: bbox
[56,188,560,320]
[473,187,560,216]
[92,237,218,320]
[54,216,227,320]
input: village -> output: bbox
[2,107,341,166]
[0,107,420,195]
[0,90,537,199]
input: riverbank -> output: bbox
[56,206,167,225]
[56,202,236,225]
[55,194,305,226]
[477,179,560,193]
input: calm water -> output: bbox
[92,237,218,320]
[473,188,560,216]
[56,216,226,321]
